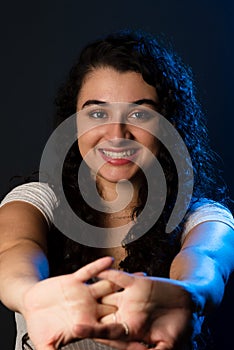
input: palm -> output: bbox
[22,257,116,350]
[75,270,198,350]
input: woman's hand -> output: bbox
[74,269,201,350]
[22,257,117,350]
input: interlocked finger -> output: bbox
[73,257,114,282]
[88,279,117,299]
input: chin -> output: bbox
[97,167,140,184]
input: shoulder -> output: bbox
[181,199,234,243]
[0,182,59,226]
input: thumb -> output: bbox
[133,272,147,277]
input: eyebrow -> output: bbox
[81,98,158,109]
[132,99,159,108]
[81,100,106,108]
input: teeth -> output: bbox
[102,149,136,158]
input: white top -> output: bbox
[1,182,234,349]
[1,182,234,240]
[0,182,59,227]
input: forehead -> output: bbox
[77,67,158,110]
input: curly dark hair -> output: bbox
[46,29,229,284]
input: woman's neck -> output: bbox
[96,174,141,211]
[91,173,144,229]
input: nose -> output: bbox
[105,122,132,140]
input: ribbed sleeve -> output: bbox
[0,182,59,227]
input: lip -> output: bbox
[98,147,140,165]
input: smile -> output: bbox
[100,149,137,159]
[98,148,139,166]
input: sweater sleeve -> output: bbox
[0,182,59,227]
[181,199,234,244]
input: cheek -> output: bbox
[78,130,100,157]
[136,130,159,155]
[78,134,91,158]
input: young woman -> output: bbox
[0,30,234,350]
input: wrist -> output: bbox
[177,280,206,316]
[1,276,40,315]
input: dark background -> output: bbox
[0,0,234,349]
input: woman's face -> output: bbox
[76,67,159,184]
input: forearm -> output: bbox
[170,245,225,314]
[0,240,49,313]
[0,201,49,314]
[170,221,234,314]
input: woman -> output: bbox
[0,29,234,350]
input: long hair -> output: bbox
[47,29,229,278]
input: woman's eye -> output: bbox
[88,110,108,119]
[129,111,153,121]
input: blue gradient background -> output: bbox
[0,1,233,348]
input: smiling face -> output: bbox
[76,67,160,186]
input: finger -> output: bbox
[100,312,118,324]
[97,303,117,317]
[73,257,114,282]
[97,269,134,289]
[101,290,121,306]
[133,272,147,277]
[88,279,119,299]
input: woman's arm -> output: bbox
[73,221,234,350]
[0,201,49,313]
[0,200,117,349]
[170,221,234,314]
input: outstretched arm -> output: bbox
[170,221,234,313]
[74,222,234,350]
[0,202,117,349]
[0,201,49,313]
